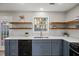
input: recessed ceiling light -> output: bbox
[40,8,44,11]
[49,3,55,6]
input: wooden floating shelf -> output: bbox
[9,22,32,24]
[49,28,79,30]
[9,21,79,24]
[9,28,32,29]
[66,21,79,24]
[49,22,65,24]
[49,21,79,24]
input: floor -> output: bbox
[0,46,5,56]
[0,51,4,56]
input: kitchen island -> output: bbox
[4,36,79,56]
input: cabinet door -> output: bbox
[5,40,10,56]
[63,40,69,56]
[51,40,63,56]
[32,40,51,56]
[9,40,18,56]
[40,40,51,56]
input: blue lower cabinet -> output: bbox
[9,40,18,56]
[51,40,63,56]
[32,40,51,56]
[5,40,32,56]
[63,40,70,56]
[5,40,10,56]
[40,40,51,56]
[5,39,65,56]
[5,40,18,56]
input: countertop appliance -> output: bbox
[69,43,79,56]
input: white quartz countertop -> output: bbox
[5,36,79,43]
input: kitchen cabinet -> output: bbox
[5,40,18,56]
[5,40,10,56]
[5,40,32,56]
[63,40,70,56]
[51,39,63,56]
[32,39,63,56]
[9,40,18,56]
[5,39,63,56]
[32,40,51,56]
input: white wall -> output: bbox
[66,5,79,21]
[66,5,79,38]
[0,11,65,37]
[0,11,65,22]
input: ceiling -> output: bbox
[0,3,78,12]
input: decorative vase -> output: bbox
[19,15,25,22]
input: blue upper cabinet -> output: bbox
[51,39,63,56]
[32,40,51,56]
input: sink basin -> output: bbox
[34,37,48,38]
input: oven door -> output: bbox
[69,47,79,56]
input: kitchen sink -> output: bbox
[34,37,48,38]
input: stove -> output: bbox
[69,43,79,56]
